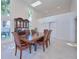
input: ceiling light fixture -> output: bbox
[31,1,42,7]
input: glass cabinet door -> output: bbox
[21,21,23,27]
[17,21,20,27]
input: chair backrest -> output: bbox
[44,29,48,35]
[12,32,21,47]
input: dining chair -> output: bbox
[12,32,31,59]
[44,29,49,48]
[35,30,48,52]
[31,29,36,35]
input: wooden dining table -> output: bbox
[19,32,44,51]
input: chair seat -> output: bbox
[37,36,44,42]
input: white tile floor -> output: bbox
[1,39,77,59]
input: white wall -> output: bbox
[55,12,76,42]
[70,0,77,12]
[37,12,76,42]
[36,0,77,42]
[31,9,44,28]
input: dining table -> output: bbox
[19,32,44,51]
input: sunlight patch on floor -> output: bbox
[66,43,77,47]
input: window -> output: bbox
[1,0,10,16]
[1,20,10,40]
[28,8,32,29]
[28,8,32,22]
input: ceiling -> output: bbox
[23,0,73,16]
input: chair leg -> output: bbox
[34,44,37,51]
[20,50,22,59]
[29,45,31,53]
[15,46,17,56]
[49,39,50,45]
[46,41,48,48]
[43,43,45,52]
